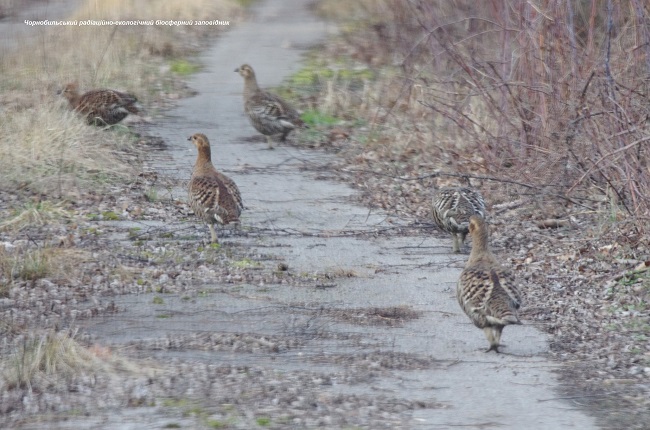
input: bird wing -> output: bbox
[215,171,244,215]
[111,90,138,106]
[433,188,485,232]
[459,187,486,217]
[79,89,138,111]
[189,176,232,225]
[489,268,521,309]
[458,267,521,326]
[248,91,302,125]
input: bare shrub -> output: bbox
[317,0,650,226]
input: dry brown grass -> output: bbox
[314,0,650,226]
[0,330,147,392]
[0,102,137,196]
[0,245,89,288]
[2,331,96,391]
[0,200,72,232]
[0,0,243,197]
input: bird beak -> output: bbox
[187,136,192,141]
[234,67,239,73]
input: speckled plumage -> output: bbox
[457,215,522,353]
[432,187,486,253]
[188,133,243,243]
[60,82,139,126]
[235,64,305,149]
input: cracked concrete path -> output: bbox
[81,1,599,428]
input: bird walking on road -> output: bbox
[59,82,139,126]
[432,187,486,253]
[235,64,305,149]
[457,215,521,353]
[187,133,243,244]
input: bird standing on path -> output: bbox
[432,187,486,253]
[187,133,243,244]
[235,64,305,149]
[59,82,139,126]
[457,215,522,353]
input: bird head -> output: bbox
[234,64,255,79]
[188,133,211,149]
[189,133,212,162]
[468,215,487,236]
[58,82,79,100]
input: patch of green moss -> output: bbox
[206,419,227,428]
[231,258,261,269]
[301,109,340,126]
[101,211,119,221]
[234,0,256,7]
[287,57,374,89]
[256,417,271,426]
[170,59,201,75]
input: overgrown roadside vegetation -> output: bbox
[0,0,244,197]
[277,1,650,427]
[0,0,248,425]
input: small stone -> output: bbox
[277,262,289,271]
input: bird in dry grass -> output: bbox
[188,133,243,244]
[432,187,486,253]
[457,215,522,353]
[59,82,139,126]
[235,64,305,149]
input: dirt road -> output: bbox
[14,1,600,428]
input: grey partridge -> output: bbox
[60,82,139,126]
[432,187,486,253]
[188,133,243,244]
[235,64,305,149]
[457,215,522,353]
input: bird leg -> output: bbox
[280,130,291,142]
[265,135,275,150]
[482,327,501,353]
[492,326,504,347]
[452,234,462,253]
[208,224,219,244]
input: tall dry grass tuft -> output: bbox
[316,0,650,226]
[0,245,89,287]
[2,331,96,391]
[0,101,136,196]
[0,330,148,393]
[0,200,71,232]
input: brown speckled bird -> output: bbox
[432,187,486,253]
[188,133,243,244]
[60,82,139,126]
[235,64,305,149]
[457,215,522,353]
